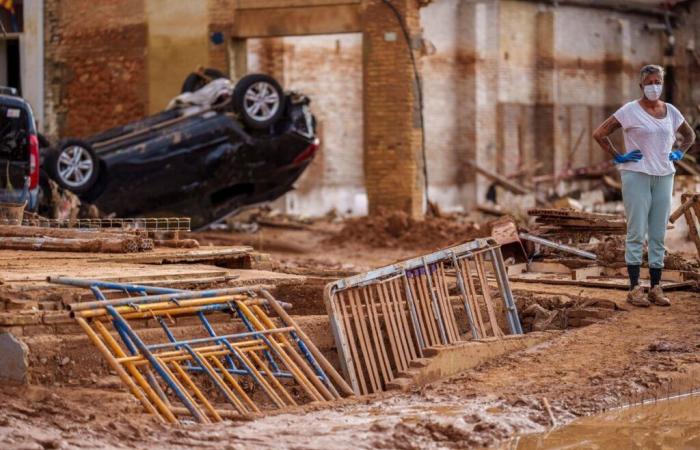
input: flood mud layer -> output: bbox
[1,225,699,448]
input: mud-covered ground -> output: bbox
[2,218,700,449]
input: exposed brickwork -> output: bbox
[43,0,148,138]
[362,0,424,218]
[207,0,237,74]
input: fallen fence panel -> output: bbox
[49,278,351,424]
[324,238,523,395]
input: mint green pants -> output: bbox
[620,170,674,268]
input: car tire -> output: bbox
[233,74,285,130]
[181,68,227,93]
[48,139,100,195]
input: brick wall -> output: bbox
[362,0,425,218]
[44,0,148,139]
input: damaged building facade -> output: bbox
[17,0,700,217]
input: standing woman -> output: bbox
[593,64,696,307]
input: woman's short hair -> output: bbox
[640,64,665,83]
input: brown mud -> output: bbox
[1,224,699,448]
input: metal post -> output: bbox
[490,247,523,334]
[450,252,480,340]
[422,257,448,344]
[401,271,425,355]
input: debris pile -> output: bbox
[329,208,482,249]
[0,213,197,253]
[528,208,626,236]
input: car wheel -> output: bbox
[233,74,285,130]
[181,68,227,93]
[49,139,99,194]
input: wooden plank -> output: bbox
[691,203,700,259]
[527,261,572,274]
[572,266,605,281]
[507,263,528,276]
[509,273,695,290]
[669,193,700,223]
[602,267,685,283]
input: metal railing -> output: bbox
[324,238,522,395]
[49,276,352,423]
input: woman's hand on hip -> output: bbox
[669,149,684,161]
[613,149,643,164]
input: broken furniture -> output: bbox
[324,238,522,395]
[528,208,626,236]
[48,277,352,424]
[669,192,700,258]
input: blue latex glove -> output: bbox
[669,149,684,161]
[613,149,643,165]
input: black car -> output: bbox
[0,86,41,209]
[44,73,318,229]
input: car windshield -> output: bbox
[0,102,29,191]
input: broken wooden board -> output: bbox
[509,272,695,291]
[93,246,254,265]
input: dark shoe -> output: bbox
[627,286,650,307]
[648,286,671,306]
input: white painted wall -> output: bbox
[19,0,43,130]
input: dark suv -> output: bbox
[0,86,40,209]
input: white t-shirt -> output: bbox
[613,100,685,176]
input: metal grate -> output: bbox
[49,277,353,423]
[324,238,522,395]
[1,217,191,231]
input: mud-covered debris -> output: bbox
[329,207,482,250]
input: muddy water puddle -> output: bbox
[212,394,553,449]
[509,393,700,449]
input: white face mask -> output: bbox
[643,84,663,101]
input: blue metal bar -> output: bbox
[49,277,186,295]
[156,317,194,370]
[197,311,238,372]
[90,287,138,355]
[232,303,281,374]
[146,327,294,350]
[103,304,206,422]
[181,343,246,413]
[185,365,293,379]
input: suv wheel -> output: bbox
[49,139,99,194]
[233,74,285,130]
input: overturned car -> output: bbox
[44,72,318,228]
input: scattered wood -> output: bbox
[528,208,626,236]
[153,239,200,249]
[669,193,700,224]
[0,236,140,253]
[0,225,139,241]
[467,159,532,196]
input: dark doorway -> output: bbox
[5,38,21,94]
